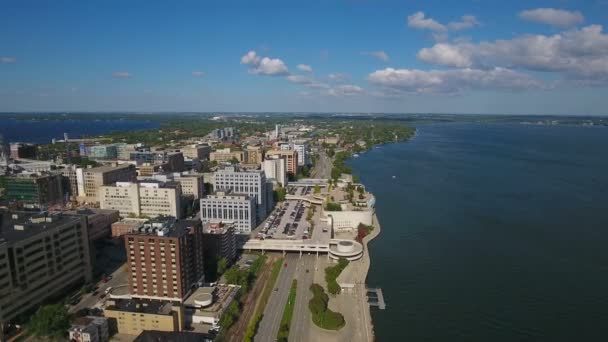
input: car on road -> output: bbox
[306,269,310,273]
[284,262,288,268]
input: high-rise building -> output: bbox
[209,148,247,163]
[265,150,298,176]
[0,211,92,333]
[125,219,204,302]
[89,145,118,160]
[214,166,270,221]
[179,144,211,160]
[9,143,37,160]
[202,221,237,263]
[0,134,9,175]
[293,143,309,166]
[76,164,137,203]
[100,181,182,219]
[145,172,205,199]
[244,145,263,165]
[4,173,65,208]
[200,191,255,234]
[263,156,287,188]
[59,164,79,199]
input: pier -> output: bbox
[366,287,386,310]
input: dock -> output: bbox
[366,287,386,310]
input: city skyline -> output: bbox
[1,0,608,115]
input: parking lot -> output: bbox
[258,199,311,240]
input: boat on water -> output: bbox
[392,175,396,179]
[353,153,359,158]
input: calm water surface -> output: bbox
[0,117,158,144]
[349,123,608,342]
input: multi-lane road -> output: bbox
[311,149,332,179]
[289,254,317,342]
[256,253,298,341]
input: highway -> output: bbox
[311,149,332,179]
[289,254,317,342]
[256,253,298,342]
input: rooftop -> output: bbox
[84,163,133,173]
[126,219,200,238]
[105,298,174,315]
[0,210,84,243]
[203,222,234,235]
[134,330,213,342]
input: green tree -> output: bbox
[274,187,287,202]
[217,257,229,276]
[28,304,71,340]
[313,184,321,194]
[229,156,240,165]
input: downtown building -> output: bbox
[265,149,298,177]
[263,156,287,188]
[213,166,272,222]
[202,221,237,263]
[76,164,138,203]
[4,172,65,209]
[124,219,204,302]
[0,211,92,337]
[200,191,255,234]
[99,181,182,219]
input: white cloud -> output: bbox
[407,11,446,32]
[363,50,390,62]
[327,84,364,97]
[416,25,608,84]
[192,71,204,77]
[448,15,480,31]
[112,71,132,78]
[297,64,313,72]
[240,50,289,76]
[368,67,543,95]
[408,12,479,33]
[519,8,584,28]
[0,57,16,63]
[287,74,329,89]
[327,73,349,82]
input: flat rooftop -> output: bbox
[84,163,133,173]
[0,210,83,243]
[106,298,174,315]
[126,219,200,238]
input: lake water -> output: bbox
[349,123,608,342]
[0,117,159,144]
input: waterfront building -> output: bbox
[4,173,64,208]
[263,156,287,188]
[9,143,37,159]
[76,164,137,203]
[125,219,204,301]
[202,221,237,263]
[265,149,298,176]
[214,166,271,222]
[99,181,182,219]
[89,144,118,160]
[104,299,185,335]
[0,211,92,334]
[200,191,255,234]
[68,316,109,342]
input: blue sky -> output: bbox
[1,0,607,114]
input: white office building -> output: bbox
[293,143,309,166]
[200,191,255,234]
[263,157,287,188]
[99,181,182,219]
[214,167,271,223]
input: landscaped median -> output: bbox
[277,280,298,342]
[308,284,345,330]
[325,258,349,295]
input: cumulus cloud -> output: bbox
[1,57,16,63]
[297,64,313,72]
[448,15,480,31]
[112,71,132,78]
[368,67,543,95]
[192,71,204,77]
[327,73,349,82]
[287,74,329,89]
[408,12,479,33]
[240,50,289,76]
[416,25,608,84]
[519,8,584,28]
[327,84,364,97]
[407,11,446,32]
[363,50,390,62]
